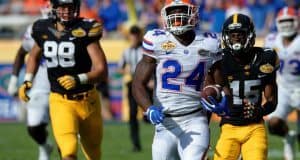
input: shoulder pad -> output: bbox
[142,29,168,52]
[258,48,280,73]
[71,19,102,38]
[88,21,103,37]
[32,19,49,33]
[198,32,221,53]
[264,33,277,48]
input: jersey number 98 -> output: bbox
[44,41,75,68]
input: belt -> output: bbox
[165,108,203,117]
[62,91,90,100]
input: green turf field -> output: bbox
[0,121,298,160]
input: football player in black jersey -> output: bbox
[200,14,279,160]
[18,0,108,160]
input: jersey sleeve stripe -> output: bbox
[142,46,154,54]
[143,38,153,46]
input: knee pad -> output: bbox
[27,123,48,144]
[267,118,288,137]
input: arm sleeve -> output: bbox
[84,20,103,45]
[142,31,157,59]
[31,20,43,48]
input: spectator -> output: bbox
[23,0,46,15]
[248,0,275,36]
[226,0,251,18]
[80,0,99,20]
[0,0,9,14]
[98,0,127,35]
[199,0,226,33]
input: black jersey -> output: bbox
[31,18,102,94]
[220,47,279,126]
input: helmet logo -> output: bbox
[228,23,241,30]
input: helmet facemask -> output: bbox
[276,7,299,38]
[276,18,298,37]
[161,2,198,35]
[51,0,80,26]
[222,14,255,56]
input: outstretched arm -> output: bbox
[132,55,156,111]
[25,43,42,80]
[7,46,28,96]
[18,43,42,102]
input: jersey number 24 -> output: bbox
[162,60,205,91]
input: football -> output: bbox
[201,85,222,102]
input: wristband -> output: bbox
[10,75,18,84]
[24,73,33,82]
[77,73,88,84]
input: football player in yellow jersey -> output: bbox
[200,14,279,160]
[18,0,108,160]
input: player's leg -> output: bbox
[241,122,267,160]
[152,122,180,160]
[213,124,242,160]
[178,115,209,160]
[127,81,142,151]
[49,92,79,160]
[26,92,52,160]
[78,89,102,160]
[267,87,295,160]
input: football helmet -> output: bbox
[161,0,198,35]
[50,0,80,25]
[222,13,255,56]
[40,0,52,19]
[276,7,298,37]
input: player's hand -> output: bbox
[145,106,165,125]
[243,99,261,119]
[57,75,79,90]
[18,81,32,102]
[200,93,230,117]
[7,75,18,96]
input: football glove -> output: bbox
[200,94,230,117]
[243,99,263,119]
[18,81,32,102]
[145,106,165,125]
[57,75,80,90]
[7,75,18,96]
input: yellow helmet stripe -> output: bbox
[233,14,238,24]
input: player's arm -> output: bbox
[7,46,28,96]
[200,60,231,116]
[18,43,42,102]
[261,74,278,116]
[132,55,155,111]
[132,55,164,125]
[85,41,108,84]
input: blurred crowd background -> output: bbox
[0,0,300,39]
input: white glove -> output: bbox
[290,88,300,107]
[7,75,18,96]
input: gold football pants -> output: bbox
[49,89,102,160]
[214,122,267,160]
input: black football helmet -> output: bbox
[222,14,256,56]
[50,0,80,25]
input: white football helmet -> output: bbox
[161,0,198,35]
[276,7,299,37]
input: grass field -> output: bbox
[0,121,298,160]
